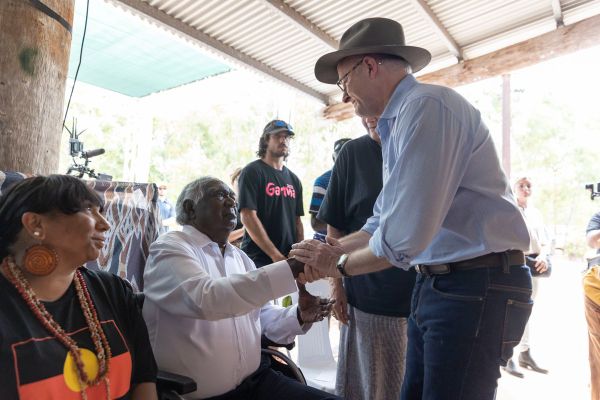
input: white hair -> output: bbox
[175,176,221,225]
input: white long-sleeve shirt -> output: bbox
[142,225,305,398]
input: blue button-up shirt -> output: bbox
[362,75,530,269]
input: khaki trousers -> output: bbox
[585,295,600,400]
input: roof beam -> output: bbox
[262,0,338,49]
[323,13,600,120]
[552,0,564,27]
[110,0,328,103]
[407,0,463,60]
[418,12,600,87]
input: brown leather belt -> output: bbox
[415,250,525,276]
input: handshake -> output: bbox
[287,236,346,284]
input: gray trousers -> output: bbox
[336,305,408,400]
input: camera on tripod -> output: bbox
[65,119,112,180]
[585,182,600,200]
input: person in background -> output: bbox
[142,176,337,400]
[0,175,157,399]
[585,210,600,400]
[318,117,416,399]
[309,138,352,235]
[157,183,176,234]
[238,120,304,268]
[228,168,245,246]
[503,176,549,377]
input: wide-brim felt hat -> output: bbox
[314,17,432,84]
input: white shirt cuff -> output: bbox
[262,260,298,299]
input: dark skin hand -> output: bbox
[296,282,335,324]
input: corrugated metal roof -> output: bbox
[109,0,600,102]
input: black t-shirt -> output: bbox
[318,135,416,317]
[0,267,157,400]
[238,159,304,267]
[587,211,600,254]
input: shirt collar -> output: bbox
[379,74,417,120]
[181,225,233,252]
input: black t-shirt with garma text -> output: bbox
[0,267,157,400]
[238,159,304,267]
[318,135,416,318]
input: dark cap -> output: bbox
[263,120,295,136]
[333,138,352,161]
[334,138,351,154]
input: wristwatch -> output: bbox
[336,254,351,277]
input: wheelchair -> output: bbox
[132,294,306,399]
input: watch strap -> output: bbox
[336,254,350,278]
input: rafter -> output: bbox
[418,12,600,87]
[407,0,463,61]
[323,13,600,120]
[552,0,564,27]
[262,0,338,49]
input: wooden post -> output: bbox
[0,0,75,174]
[502,74,511,179]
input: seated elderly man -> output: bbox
[143,176,337,400]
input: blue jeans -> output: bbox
[401,264,533,400]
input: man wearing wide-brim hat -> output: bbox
[290,17,533,400]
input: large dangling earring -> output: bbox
[23,232,58,276]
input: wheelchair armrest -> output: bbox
[261,334,295,350]
[157,370,197,395]
[261,348,306,385]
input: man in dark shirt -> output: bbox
[309,138,351,234]
[238,120,304,267]
[318,117,416,400]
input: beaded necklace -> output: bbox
[2,257,112,400]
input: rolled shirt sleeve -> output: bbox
[366,75,529,268]
[368,97,471,267]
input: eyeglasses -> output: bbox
[336,57,364,92]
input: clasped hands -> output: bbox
[289,237,345,283]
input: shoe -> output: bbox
[502,358,524,378]
[518,350,549,374]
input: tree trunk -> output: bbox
[0,0,75,174]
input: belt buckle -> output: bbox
[415,265,430,276]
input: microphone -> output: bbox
[82,148,105,159]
